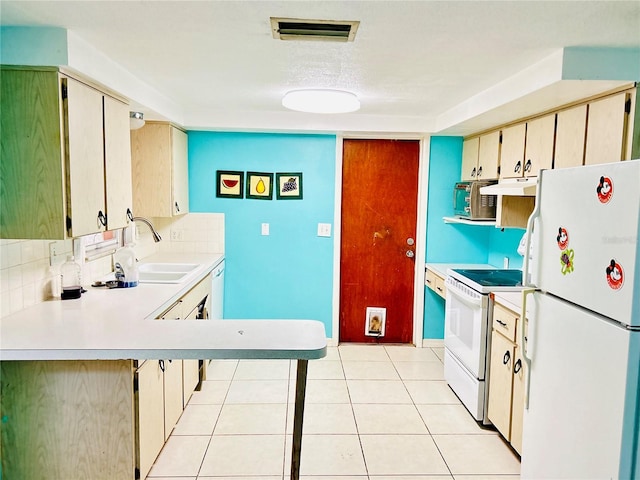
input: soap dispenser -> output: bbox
[113,244,139,288]
[60,255,82,300]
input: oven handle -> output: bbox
[446,280,483,307]
[521,288,536,409]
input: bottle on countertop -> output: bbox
[60,255,82,300]
[113,244,139,288]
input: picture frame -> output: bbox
[364,307,386,337]
[276,172,303,200]
[246,172,274,200]
[216,170,244,198]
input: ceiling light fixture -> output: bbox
[282,89,360,114]
[129,111,145,130]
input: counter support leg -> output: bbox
[290,359,308,480]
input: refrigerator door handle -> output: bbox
[523,176,542,287]
[521,288,536,409]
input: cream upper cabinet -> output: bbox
[499,123,526,179]
[477,130,501,180]
[584,92,630,165]
[523,113,555,176]
[554,104,587,169]
[461,137,480,181]
[461,132,500,181]
[131,122,189,218]
[0,67,132,239]
[501,114,555,179]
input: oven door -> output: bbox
[444,277,489,380]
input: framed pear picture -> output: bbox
[216,170,244,198]
[246,172,274,200]
[276,172,303,200]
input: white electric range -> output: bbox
[444,268,524,424]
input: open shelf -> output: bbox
[443,216,496,226]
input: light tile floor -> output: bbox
[147,344,521,480]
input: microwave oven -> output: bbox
[453,181,497,220]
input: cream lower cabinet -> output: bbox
[487,302,526,455]
[425,268,446,299]
[0,66,132,239]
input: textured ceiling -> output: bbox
[2,1,639,134]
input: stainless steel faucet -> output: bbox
[132,216,162,242]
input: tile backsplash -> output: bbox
[0,213,224,318]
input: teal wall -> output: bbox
[423,136,526,338]
[0,27,68,65]
[188,132,525,340]
[188,132,336,337]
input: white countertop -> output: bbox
[0,252,327,361]
[493,291,524,314]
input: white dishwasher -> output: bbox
[210,259,225,320]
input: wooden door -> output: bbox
[487,331,515,440]
[136,360,165,479]
[477,130,501,180]
[461,137,479,181]
[340,139,419,343]
[171,126,189,215]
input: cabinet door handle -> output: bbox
[470,167,476,178]
[97,210,107,227]
[477,165,483,177]
[503,350,511,365]
[496,319,507,327]
[126,208,133,222]
[436,286,443,292]
[175,201,180,213]
[524,158,532,172]
[514,160,522,173]
[514,358,522,374]
[159,359,165,372]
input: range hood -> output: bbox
[479,177,538,196]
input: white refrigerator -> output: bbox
[520,159,640,479]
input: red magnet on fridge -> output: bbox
[605,259,624,290]
[556,227,569,250]
[596,176,613,204]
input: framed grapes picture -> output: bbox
[216,170,244,198]
[276,172,303,200]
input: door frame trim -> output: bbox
[331,134,431,346]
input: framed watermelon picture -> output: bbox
[216,170,244,198]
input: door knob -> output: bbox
[406,238,415,246]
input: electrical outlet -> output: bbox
[317,223,331,237]
[261,223,270,236]
[171,230,183,241]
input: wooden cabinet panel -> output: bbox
[65,77,106,237]
[131,123,189,218]
[555,104,587,169]
[172,127,190,215]
[461,137,480,181]
[487,331,515,439]
[1,360,134,479]
[104,94,133,230]
[0,68,66,239]
[524,113,555,176]
[183,306,201,406]
[425,268,446,299]
[137,360,165,479]
[492,303,518,341]
[500,123,526,179]
[511,345,526,455]
[477,130,500,180]
[163,359,184,440]
[585,92,629,165]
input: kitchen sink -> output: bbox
[138,263,199,283]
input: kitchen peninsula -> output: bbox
[0,252,327,480]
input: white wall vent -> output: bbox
[270,17,359,42]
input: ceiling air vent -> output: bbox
[271,17,359,42]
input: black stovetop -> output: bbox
[452,269,523,287]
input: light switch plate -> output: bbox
[317,223,331,237]
[261,223,270,236]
